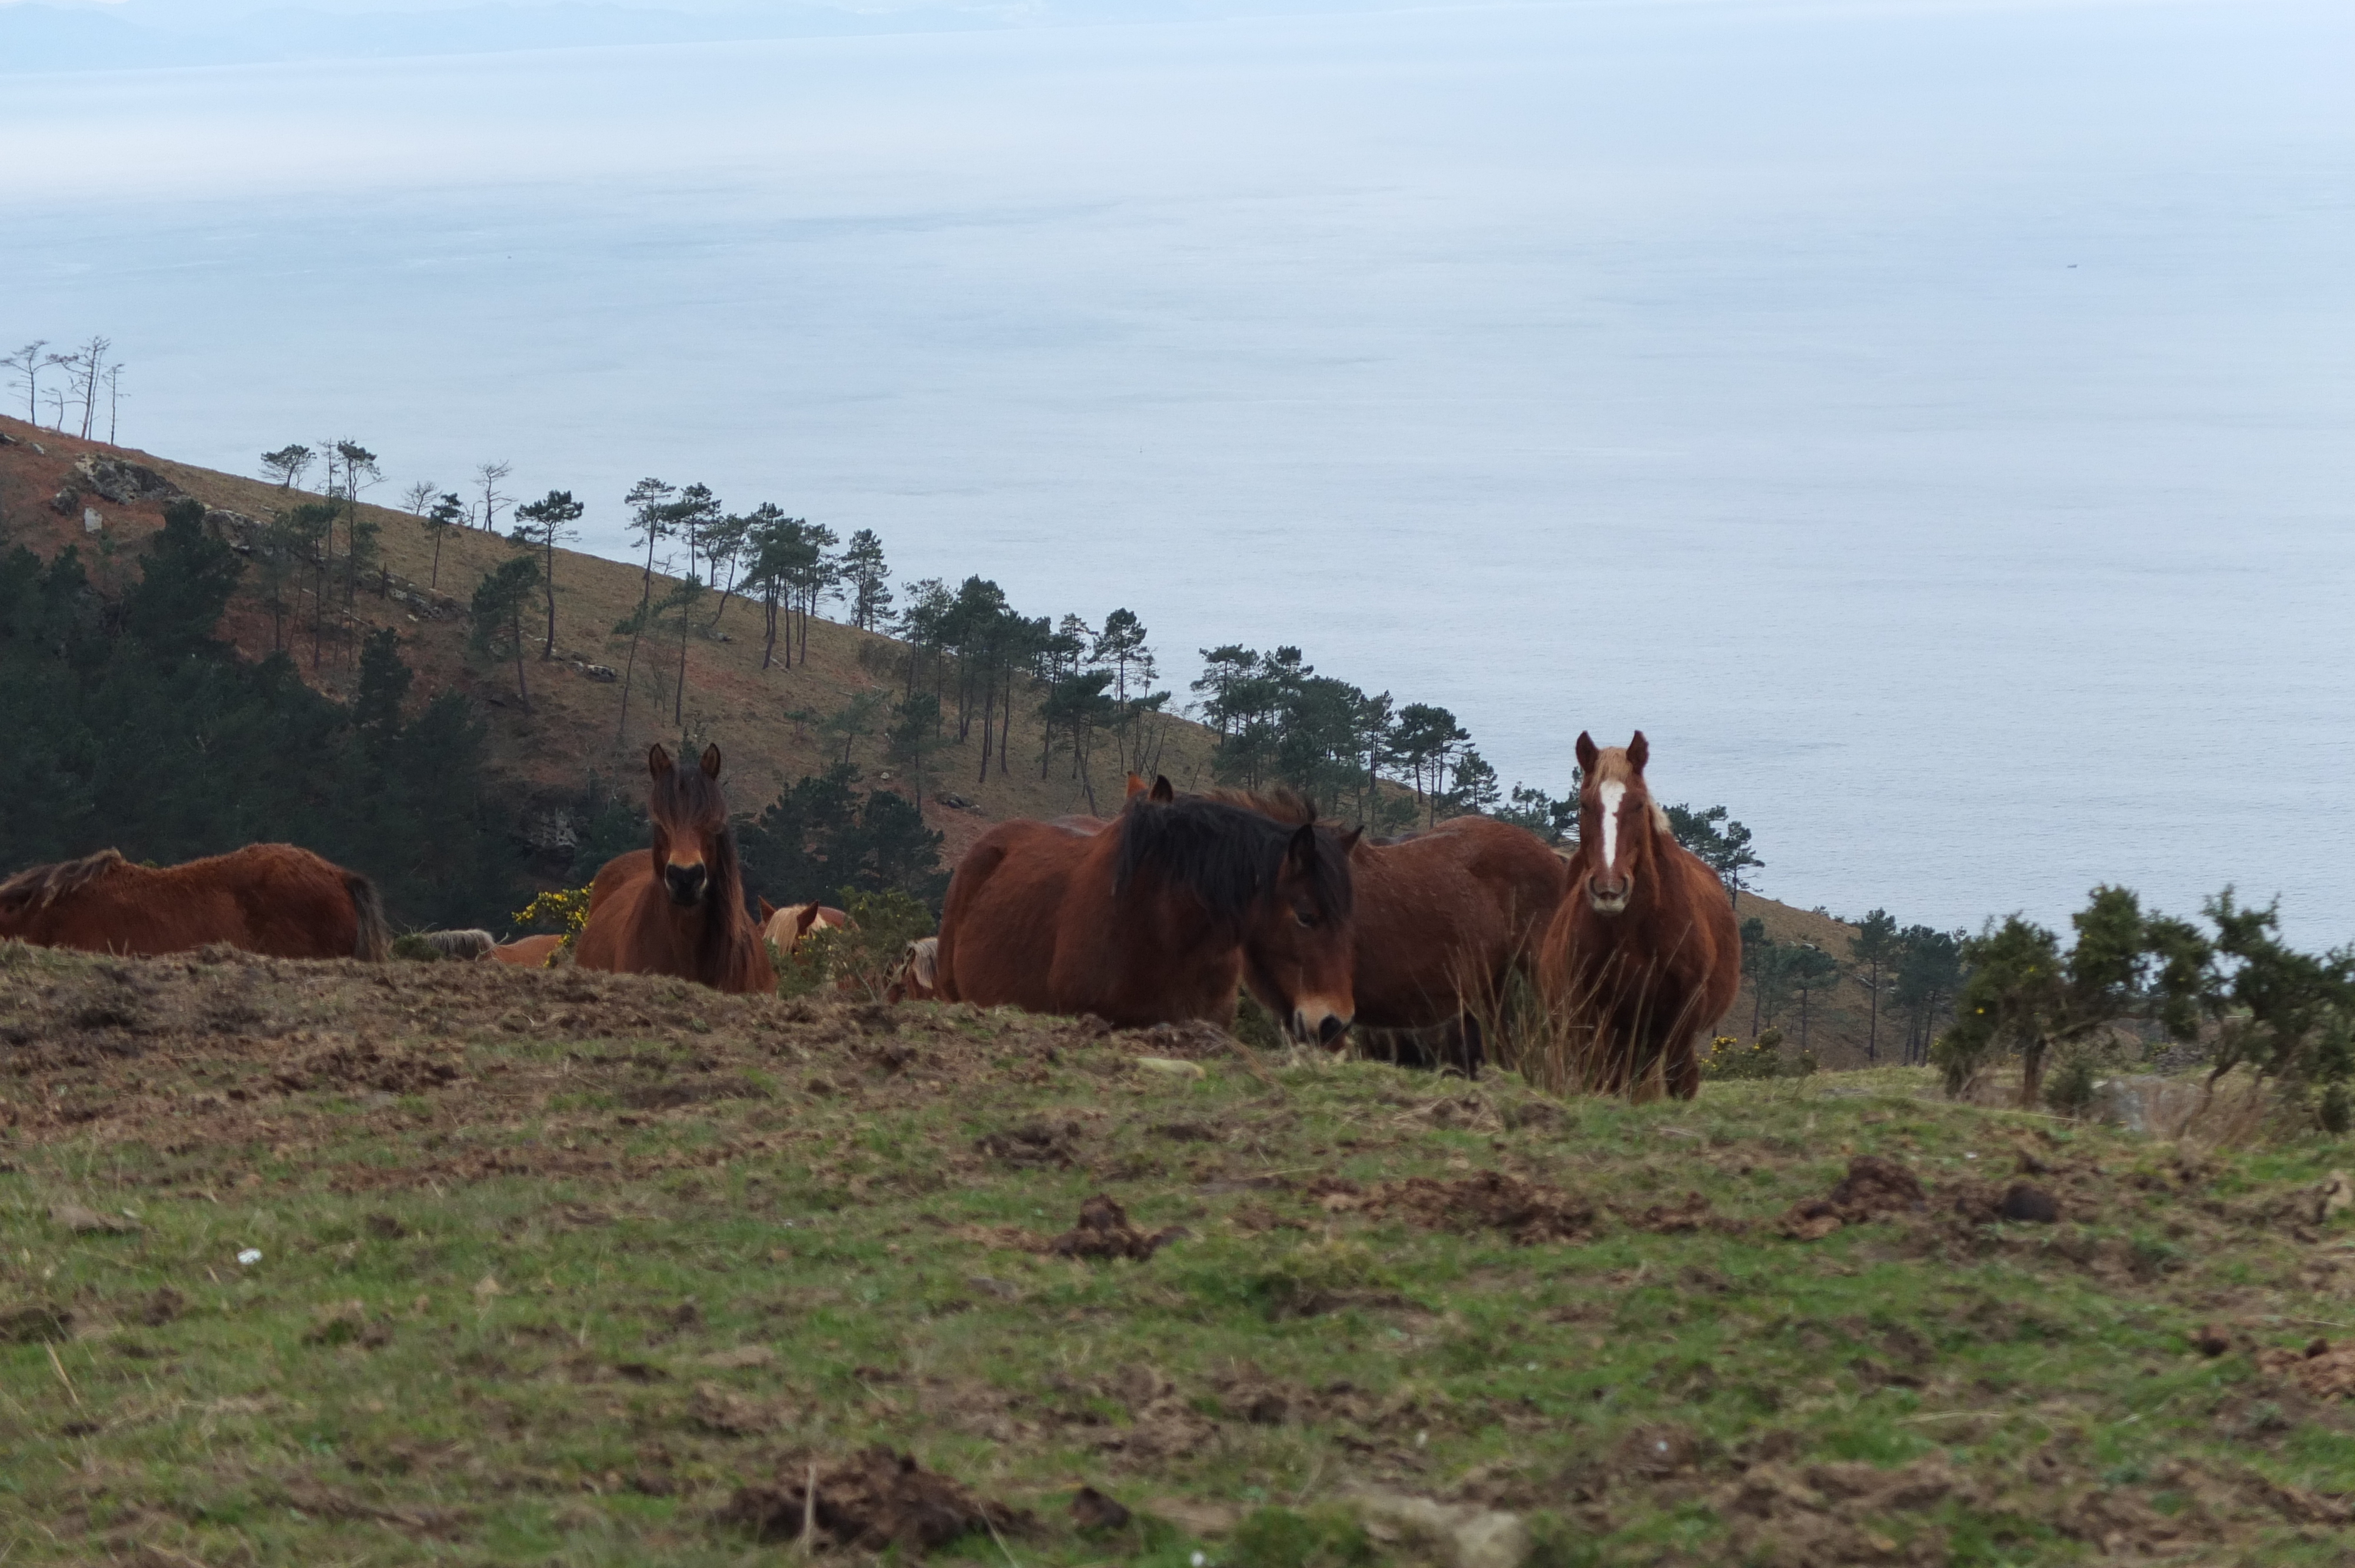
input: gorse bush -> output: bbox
[774,887,935,1001]
[1938,884,2355,1129]
[1700,1029,1816,1082]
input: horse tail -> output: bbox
[346,872,390,962]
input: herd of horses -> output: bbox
[0,732,1740,1098]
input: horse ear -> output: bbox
[1284,821,1319,878]
[1338,826,1365,857]
[795,903,824,938]
[1575,732,1599,773]
[1150,775,1175,804]
[648,743,674,778]
[1628,731,1648,772]
[758,896,777,922]
[1125,773,1147,800]
[700,744,723,779]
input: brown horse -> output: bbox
[1537,732,1740,1099]
[936,791,1358,1035]
[885,936,940,1002]
[573,743,774,994]
[0,843,389,961]
[1186,783,1569,1075]
[756,899,851,954]
[491,934,566,968]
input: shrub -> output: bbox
[2044,1050,2102,1119]
[775,886,935,1001]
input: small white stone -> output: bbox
[1190,1553,1207,1567]
[237,1248,262,1265]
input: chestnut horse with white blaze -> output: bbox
[573,744,774,994]
[0,843,389,961]
[1537,732,1739,1099]
[936,792,1358,1035]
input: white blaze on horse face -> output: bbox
[1598,781,1628,873]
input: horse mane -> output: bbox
[648,760,754,979]
[1113,796,1352,926]
[1193,784,1319,826]
[0,849,127,915]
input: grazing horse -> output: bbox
[573,743,774,995]
[1184,782,1570,1075]
[1537,732,1740,1099]
[414,929,495,960]
[936,792,1358,1035]
[491,934,567,968]
[755,898,851,955]
[885,936,940,1002]
[0,844,389,961]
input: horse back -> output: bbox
[4,844,372,960]
[1349,817,1570,1030]
[936,820,1076,1009]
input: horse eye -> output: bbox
[1295,908,1318,928]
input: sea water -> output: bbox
[2,0,2350,941]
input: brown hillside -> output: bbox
[0,416,1889,1056]
[0,413,1226,869]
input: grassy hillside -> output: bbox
[3,943,2352,1564]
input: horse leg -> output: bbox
[1455,1011,1484,1079]
[1667,1038,1702,1100]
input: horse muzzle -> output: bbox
[1290,998,1354,1048]
[1586,874,1630,916]
[663,862,708,906]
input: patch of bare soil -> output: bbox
[1623,1190,1743,1234]
[1046,1195,1186,1261]
[1329,1170,1597,1245]
[1719,1456,1978,1566]
[719,1446,1029,1550]
[2257,1338,2355,1400]
[1779,1155,1928,1240]
[274,1039,463,1095]
[1114,1019,1238,1060]
[976,1120,1082,1168]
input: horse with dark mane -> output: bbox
[573,743,774,994]
[1537,732,1739,1099]
[0,843,389,961]
[935,790,1358,1035]
[1179,780,1568,1074]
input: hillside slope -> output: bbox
[0,413,1216,869]
[0,417,1906,1058]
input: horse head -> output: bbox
[646,742,732,910]
[1242,819,1364,1045]
[1115,793,1359,1045]
[1574,729,1670,918]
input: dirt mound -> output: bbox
[1780,1155,1926,1240]
[719,1446,1029,1550]
[1624,1190,1741,1234]
[976,1120,1081,1168]
[1719,1456,1979,1566]
[1363,1171,1597,1245]
[2257,1338,2355,1400]
[1046,1195,1186,1261]
[274,1039,463,1095]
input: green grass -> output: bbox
[2,947,2353,1564]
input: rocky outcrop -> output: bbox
[71,453,184,506]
